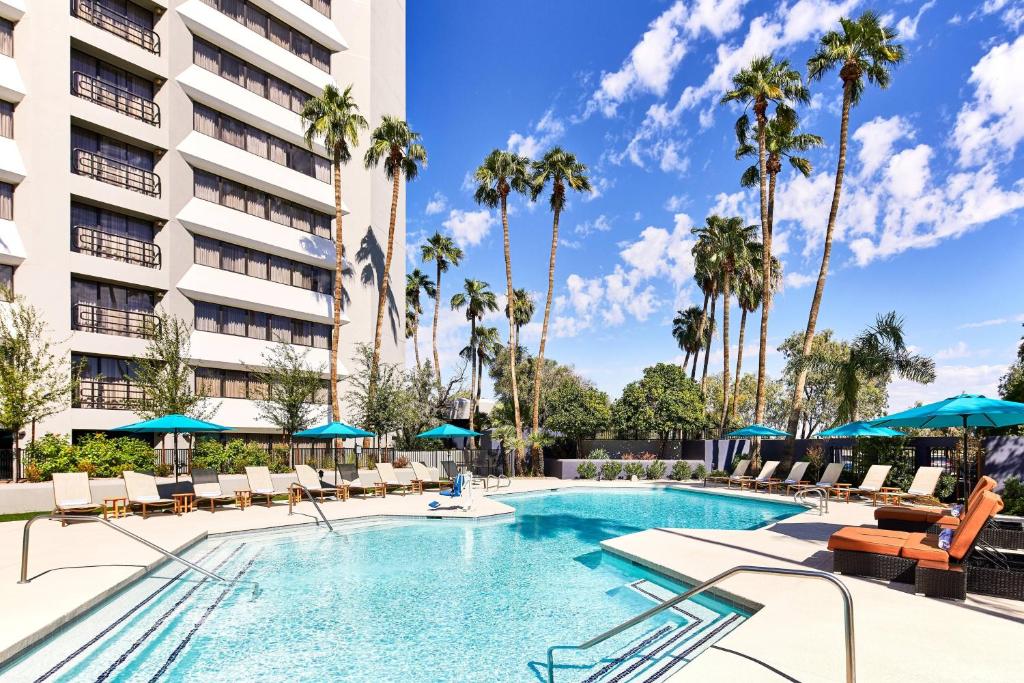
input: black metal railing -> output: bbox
[72,303,160,339]
[71,0,160,54]
[73,148,161,197]
[73,225,161,268]
[75,380,147,410]
[0,449,14,481]
[72,72,160,126]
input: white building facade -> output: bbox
[0,0,406,448]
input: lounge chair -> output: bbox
[757,461,809,494]
[704,459,749,487]
[375,462,410,495]
[244,466,288,507]
[881,466,944,507]
[51,472,102,525]
[191,468,235,513]
[829,491,1004,596]
[295,464,347,502]
[788,462,845,496]
[441,460,462,481]
[410,461,446,492]
[835,464,892,504]
[122,471,175,519]
[875,476,996,533]
[739,461,779,490]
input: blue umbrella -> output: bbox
[416,424,482,439]
[726,424,791,438]
[113,414,232,482]
[816,421,904,438]
[293,421,375,439]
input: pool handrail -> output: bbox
[546,564,856,683]
[18,513,228,584]
[795,486,830,515]
[287,483,334,531]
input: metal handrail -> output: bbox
[73,225,161,268]
[71,72,160,126]
[287,483,334,531]
[71,0,160,54]
[546,565,856,683]
[72,303,161,339]
[19,514,226,584]
[795,486,830,515]
[73,148,161,197]
[75,379,148,410]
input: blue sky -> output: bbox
[405,0,1024,410]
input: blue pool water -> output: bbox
[2,488,800,682]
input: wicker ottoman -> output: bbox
[915,561,965,601]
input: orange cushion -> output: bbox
[828,527,909,556]
[874,506,943,524]
[899,532,949,566]
[967,476,997,511]
[950,491,1004,561]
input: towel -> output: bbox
[937,528,954,550]
[949,504,963,518]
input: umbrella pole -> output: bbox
[961,416,969,513]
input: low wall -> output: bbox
[548,459,710,480]
[984,436,1024,489]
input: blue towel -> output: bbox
[428,500,441,509]
[949,504,963,518]
[938,528,954,551]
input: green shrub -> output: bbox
[154,462,172,477]
[588,448,608,460]
[671,460,692,481]
[936,472,957,502]
[600,460,622,480]
[624,461,646,479]
[25,433,154,480]
[25,434,76,480]
[706,468,726,479]
[1002,476,1024,516]
[191,439,229,472]
[646,460,666,480]
[270,443,291,472]
[224,440,270,473]
[576,461,597,479]
[694,464,708,481]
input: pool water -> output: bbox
[2,487,800,682]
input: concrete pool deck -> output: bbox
[0,478,1019,681]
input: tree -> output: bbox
[529,147,591,475]
[788,12,904,436]
[706,372,787,432]
[460,325,500,427]
[731,248,780,422]
[450,279,498,441]
[999,325,1024,402]
[394,359,467,448]
[421,232,464,387]
[611,364,705,453]
[692,241,718,391]
[247,342,327,462]
[345,343,403,441]
[0,296,79,480]
[721,55,809,430]
[506,288,535,344]
[301,84,368,420]
[672,306,704,369]
[364,116,427,403]
[405,268,436,373]
[545,379,611,457]
[474,149,532,470]
[132,313,217,422]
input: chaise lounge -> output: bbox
[705,459,749,487]
[245,466,289,507]
[51,472,103,525]
[788,462,844,496]
[295,464,348,502]
[738,461,779,490]
[410,461,446,492]
[191,468,235,513]
[122,471,175,519]
[757,461,809,494]
[875,476,996,533]
[832,464,891,504]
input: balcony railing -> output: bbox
[72,303,160,339]
[75,380,147,410]
[73,225,161,268]
[71,0,160,54]
[73,148,161,197]
[72,72,160,126]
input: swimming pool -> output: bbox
[2,487,801,682]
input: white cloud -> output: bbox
[575,214,612,237]
[709,189,755,223]
[852,115,915,179]
[958,314,1024,329]
[934,341,971,361]
[658,139,690,173]
[585,174,615,202]
[424,191,448,215]
[783,271,815,289]
[664,194,687,212]
[892,1,935,40]
[953,34,1024,168]
[507,108,565,158]
[972,0,1024,30]
[888,364,1008,411]
[442,209,496,248]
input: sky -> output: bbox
[404,0,1024,411]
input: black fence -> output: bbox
[0,449,15,481]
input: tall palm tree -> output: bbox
[691,268,717,382]
[672,306,703,369]
[506,287,535,343]
[451,279,498,438]
[730,249,780,422]
[473,149,532,471]
[788,12,905,436]
[835,311,935,423]
[301,84,367,420]
[405,269,435,373]
[720,56,809,431]
[472,325,501,422]
[421,233,463,387]
[364,116,427,401]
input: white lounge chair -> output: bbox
[410,461,446,492]
[190,468,235,513]
[789,462,845,495]
[51,472,102,525]
[245,466,288,507]
[757,461,809,494]
[122,471,175,519]
[706,459,749,487]
[834,464,892,504]
[740,460,779,490]
[887,466,944,506]
[295,464,347,502]
[375,462,410,495]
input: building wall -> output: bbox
[3,0,405,444]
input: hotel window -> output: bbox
[302,0,330,18]
[71,202,155,243]
[0,18,12,57]
[192,39,312,115]
[71,50,154,101]
[71,126,155,172]
[0,101,12,138]
[193,367,273,400]
[198,0,331,71]
[71,278,155,313]
[0,183,12,220]
[0,264,13,300]
[194,300,330,349]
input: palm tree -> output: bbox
[473,149,532,472]
[364,116,427,401]
[787,12,905,436]
[451,279,498,438]
[691,267,717,383]
[720,56,809,431]
[421,233,464,387]
[301,84,367,420]
[730,249,780,422]
[472,326,501,422]
[405,269,435,373]
[506,288,535,343]
[672,306,704,369]
[835,311,935,423]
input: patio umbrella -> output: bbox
[416,423,482,439]
[112,414,232,483]
[726,424,791,438]
[293,421,375,439]
[870,393,1024,509]
[815,421,904,438]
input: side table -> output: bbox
[172,492,196,515]
[103,497,128,520]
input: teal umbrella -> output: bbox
[726,424,791,438]
[293,421,375,439]
[416,424,482,439]
[816,421,903,438]
[870,393,1024,508]
[113,414,232,482]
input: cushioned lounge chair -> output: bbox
[832,464,892,504]
[739,461,779,490]
[245,466,288,507]
[295,464,348,502]
[375,462,409,495]
[51,472,102,525]
[882,466,944,506]
[875,476,996,533]
[410,461,446,491]
[122,471,175,519]
[335,464,377,497]
[757,461,809,494]
[191,468,235,513]
[788,462,844,496]
[705,459,749,487]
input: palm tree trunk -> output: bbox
[692,290,709,380]
[413,324,421,373]
[468,318,477,438]
[754,109,770,433]
[701,293,717,393]
[531,204,561,476]
[730,308,747,421]
[329,153,343,421]
[683,350,691,369]
[720,271,731,433]
[500,194,524,473]
[370,165,401,402]
[432,263,442,387]
[787,81,853,436]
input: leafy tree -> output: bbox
[692,241,718,391]
[132,313,217,422]
[611,364,705,454]
[421,232,463,387]
[545,379,611,457]
[301,84,368,419]
[0,297,80,479]
[788,12,905,435]
[706,372,787,432]
[506,288,535,342]
[461,325,501,425]
[406,268,436,372]
[999,325,1024,403]
[345,343,403,441]
[489,346,586,432]
[731,247,780,422]
[393,359,466,449]
[247,342,327,459]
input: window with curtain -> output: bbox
[0,182,12,220]
[194,169,220,202]
[223,179,245,211]
[292,320,311,346]
[0,101,12,138]
[245,127,268,158]
[0,264,12,300]
[194,235,220,267]
[0,19,12,58]
[192,37,312,115]
[224,370,248,398]
[246,251,268,279]
[249,311,268,340]
[271,316,291,343]
[193,38,219,72]
[269,256,291,285]
[193,103,217,137]
[194,301,219,332]
[222,306,247,336]
[220,242,246,274]
[195,367,221,397]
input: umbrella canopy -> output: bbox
[816,421,904,438]
[416,424,482,439]
[111,414,232,433]
[293,421,375,439]
[726,424,791,438]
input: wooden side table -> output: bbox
[830,484,852,502]
[172,492,196,515]
[410,479,424,495]
[235,489,252,510]
[103,497,128,520]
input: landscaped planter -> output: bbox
[551,458,710,481]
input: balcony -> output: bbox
[73,148,161,197]
[72,72,160,126]
[71,0,160,54]
[75,379,147,410]
[72,303,160,339]
[73,225,161,268]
